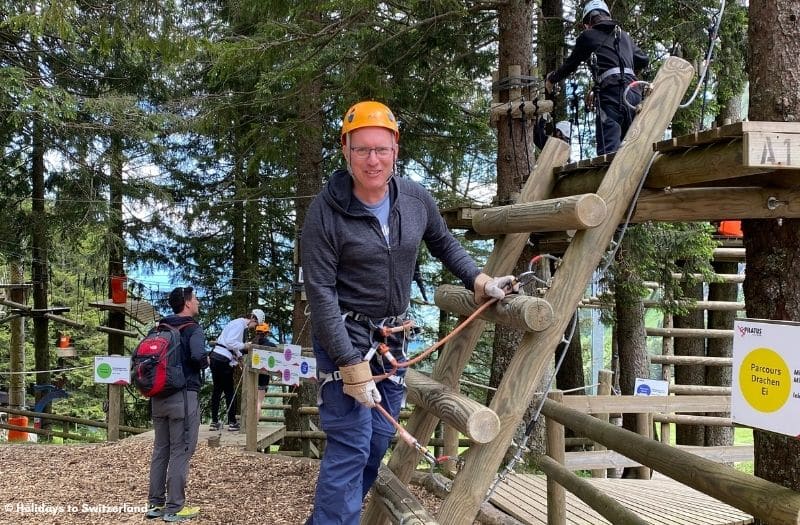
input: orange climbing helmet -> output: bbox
[340,101,399,145]
[255,323,270,333]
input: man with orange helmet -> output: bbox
[301,101,516,524]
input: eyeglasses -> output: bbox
[350,146,394,159]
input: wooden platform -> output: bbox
[489,474,754,525]
[88,298,159,325]
[130,423,286,449]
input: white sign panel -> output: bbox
[251,344,316,386]
[732,318,800,437]
[94,356,131,385]
[634,378,669,396]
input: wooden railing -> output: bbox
[540,390,800,525]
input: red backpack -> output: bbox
[131,322,195,398]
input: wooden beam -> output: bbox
[649,354,732,366]
[646,326,733,338]
[669,385,731,396]
[743,131,800,169]
[472,193,607,234]
[434,285,553,332]
[489,99,554,122]
[436,57,696,525]
[96,325,139,338]
[652,414,732,426]
[371,464,439,525]
[541,398,800,525]
[632,187,800,222]
[43,313,86,329]
[564,445,753,470]
[559,394,731,414]
[405,369,500,444]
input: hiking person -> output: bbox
[145,286,207,522]
[545,0,649,154]
[208,308,265,431]
[300,100,517,524]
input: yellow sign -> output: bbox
[732,319,800,436]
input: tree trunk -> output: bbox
[745,0,800,505]
[613,258,648,435]
[9,260,26,409]
[31,118,50,417]
[705,261,736,447]
[491,0,539,467]
[107,133,127,438]
[286,69,324,455]
[538,0,567,122]
[674,280,705,446]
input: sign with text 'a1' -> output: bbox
[731,318,800,437]
[251,344,316,386]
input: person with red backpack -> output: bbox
[145,286,207,522]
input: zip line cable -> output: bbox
[678,0,726,109]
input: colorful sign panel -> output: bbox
[251,344,316,386]
[93,356,131,385]
[731,318,800,437]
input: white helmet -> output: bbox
[555,121,572,140]
[582,0,610,22]
[251,308,265,324]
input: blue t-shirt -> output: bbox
[362,193,390,246]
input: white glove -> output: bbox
[474,272,518,302]
[485,275,518,300]
[339,361,382,407]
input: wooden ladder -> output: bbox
[363,56,696,525]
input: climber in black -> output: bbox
[545,0,649,155]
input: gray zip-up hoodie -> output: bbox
[301,168,481,367]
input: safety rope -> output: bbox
[0,364,93,375]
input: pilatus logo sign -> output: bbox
[738,325,763,337]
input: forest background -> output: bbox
[2,0,799,496]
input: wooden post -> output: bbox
[635,412,651,479]
[545,391,565,525]
[592,370,612,478]
[360,131,572,525]
[243,353,259,451]
[106,384,121,442]
[436,57,695,525]
[442,424,460,476]
[660,314,673,446]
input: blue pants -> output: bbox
[306,375,405,525]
